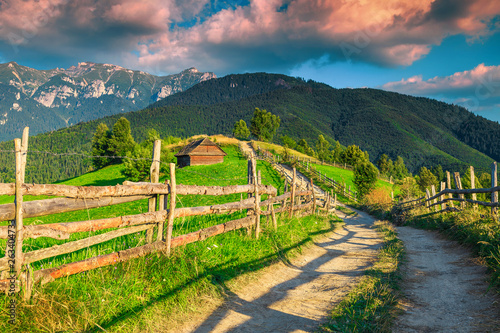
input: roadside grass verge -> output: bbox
[403,206,500,291]
[318,219,404,333]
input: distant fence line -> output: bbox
[397,164,499,215]
[252,144,358,202]
[2,128,335,300]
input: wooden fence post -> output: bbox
[326,193,331,214]
[470,166,477,210]
[270,194,277,231]
[454,172,465,209]
[446,171,454,208]
[20,128,31,298]
[425,188,431,209]
[157,181,168,242]
[147,140,161,244]
[166,163,176,256]
[440,182,446,211]
[311,178,316,214]
[492,162,498,215]
[13,138,25,294]
[247,160,253,199]
[431,185,437,211]
[254,165,261,239]
[289,167,296,217]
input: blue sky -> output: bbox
[0,0,499,121]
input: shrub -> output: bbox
[364,188,392,208]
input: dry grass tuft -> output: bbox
[364,188,392,208]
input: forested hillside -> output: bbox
[0,72,497,183]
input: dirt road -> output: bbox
[393,227,500,332]
[179,208,382,332]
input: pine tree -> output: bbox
[316,135,331,161]
[91,123,112,169]
[250,108,280,142]
[353,161,378,198]
[233,119,250,139]
[109,117,136,161]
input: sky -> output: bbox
[0,0,499,121]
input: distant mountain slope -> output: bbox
[0,72,498,184]
[0,62,216,141]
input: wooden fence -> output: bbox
[398,163,499,215]
[254,146,358,202]
[1,130,335,300]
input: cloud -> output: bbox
[381,63,500,118]
[381,63,500,97]
[132,0,500,73]
[0,0,499,73]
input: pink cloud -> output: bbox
[133,0,500,72]
[103,1,172,31]
[0,0,499,74]
[381,63,500,96]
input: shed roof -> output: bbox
[174,138,227,157]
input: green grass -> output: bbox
[0,144,342,332]
[318,220,405,333]
[311,163,398,196]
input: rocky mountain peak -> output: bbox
[0,61,217,141]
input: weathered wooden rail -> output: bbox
[398,164,499,215]
[1,129,334,300]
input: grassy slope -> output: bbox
[311,163,399,196]
[252,140,397,197]
[0,144,342,332]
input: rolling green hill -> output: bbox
[0,72,498,183]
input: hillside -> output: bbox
[0,61,216,141]
[0,72,498,183]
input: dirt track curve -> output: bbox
[176,143,383,332]
[179,208,382,333]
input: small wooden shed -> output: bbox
[174,138,227,167]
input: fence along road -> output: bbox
[0,130,329,301]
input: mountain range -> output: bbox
[0,68,499,184]
[0,61,216,141]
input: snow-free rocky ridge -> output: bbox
[0,61,216,140]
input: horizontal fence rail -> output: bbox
[397,164,499,215]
